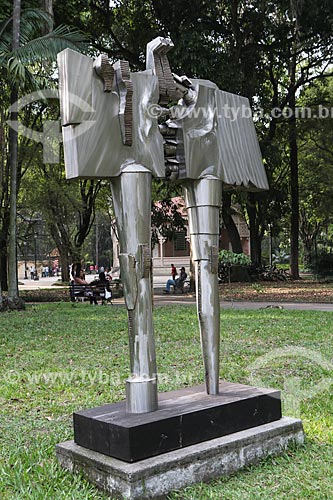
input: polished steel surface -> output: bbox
[111,170,158,413]
[57,49,164,179]
[216,90,268,190]
[184,177,222,207]
[163,77,269,190]
[184,178,222,395]
[146,36,177,105]
[125,377,158,414]
[57,49,93,127]
[57,38,269,413]
[196,259,220,394]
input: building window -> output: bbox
[174,231,186,251]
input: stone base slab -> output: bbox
[56,416,304,499]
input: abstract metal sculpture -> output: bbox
[57,36,268,414]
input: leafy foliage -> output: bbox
[151,179,185,245]
[2,0,333,291]
[0,3,88,295]
[218,249,251,266]
[0,8,87,89]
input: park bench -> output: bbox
[171,278,191,294]
[69,281,113,304]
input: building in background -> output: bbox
[111,197,250,270]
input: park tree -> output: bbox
[52,0,332,273]
[0,1,86,306]
[17,90,102,282]
[259,0,333,276]
[213,0,333,272]
[20,158,102,282]
[297,78,333,266]
[2,0,333,296]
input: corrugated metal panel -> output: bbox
[216,90,269,190]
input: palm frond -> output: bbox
[18,9,54,46]
[0,8,53,42]
[1,7,88,90]
[0,17,13,39]
[0,40,10,69]
[7,25,88,65]
[5,56,53,92]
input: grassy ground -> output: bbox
[0,303,332,499]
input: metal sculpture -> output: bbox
[57,36,268,414]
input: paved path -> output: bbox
[218,301,333,312]
[110,294,333,311]
[152,296,333,311]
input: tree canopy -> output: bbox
[1,0,333,302]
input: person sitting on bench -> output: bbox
[89,271,112,304]
[164,266,187,293]
[73,266,97,304]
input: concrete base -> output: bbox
[56,417,304,500]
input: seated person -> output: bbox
[90,271,112,302]
[73,267,88,285]
[104,268,112,281]
[90,271,109,286]
[164,266,187,293]
[73,266,97,305]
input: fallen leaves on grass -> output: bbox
[220,281,333,303]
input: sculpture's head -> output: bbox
[57,36,268,191]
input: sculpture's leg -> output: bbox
[110,165,157,413]
[184,177,222,395]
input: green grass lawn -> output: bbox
[0,303,332,499]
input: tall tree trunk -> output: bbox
[0,106,9,291]
[246,193,262,265]
[289,53,300,279]
[49,223,71,282]
[221,191,243,254]
[59,246,70,282]
[40,0,54,34]
[7,0,21,301]
[0,213,9,291]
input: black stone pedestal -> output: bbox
[74,381,281,463]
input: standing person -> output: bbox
[171,263,177,281]
[29,265,35,280]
